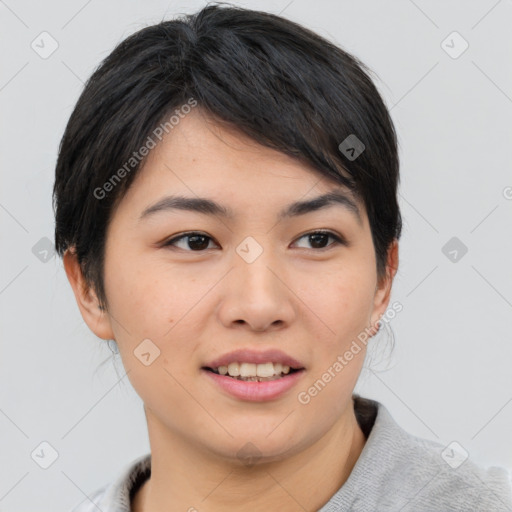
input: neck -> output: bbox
[133,405,366,512]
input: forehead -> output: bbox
[113,109,367,226]
[146,109,317,177]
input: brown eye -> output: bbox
[163,232,217,251]
[162,230,346,252]
[293,230,345,250]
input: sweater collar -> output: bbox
[96,395,392,511]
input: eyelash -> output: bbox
[161,230,346,252]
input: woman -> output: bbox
[53,3,512,511]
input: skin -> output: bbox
[64,109,398,512]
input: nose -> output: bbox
[216,245,296,333]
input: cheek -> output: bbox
[299,262,376,347]
[295,270,373,420]
[104,250,214,379]
[102,253,177,372]
[300,259,376,410]
[104,247,181,330]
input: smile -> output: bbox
[205,361,300,382]
[202,365,306,401]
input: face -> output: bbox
[65,109,397,464]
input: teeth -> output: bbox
[212,362,295,379]
[227,362,240,376]
[256,362,274,378]
[240,363,256,377]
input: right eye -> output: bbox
[162,232,219,251]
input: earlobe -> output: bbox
[62,248,115,340]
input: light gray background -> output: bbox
[1,1,511,510]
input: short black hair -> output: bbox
[53,2,402,312]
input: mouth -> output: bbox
[202,362,303,382]
[201,349,306,401]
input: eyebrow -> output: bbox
[139,190,362,224]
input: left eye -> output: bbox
[163,230,345,252]
[293,230,345,250]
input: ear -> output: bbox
[63,247,115,341]
[369,239,399,332]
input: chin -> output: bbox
[202,428,309,466]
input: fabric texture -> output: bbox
[71,396,512,511]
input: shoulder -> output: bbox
[69,453,151,512]
[390,429,512,511]
[340,396,512,511]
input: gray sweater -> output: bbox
[71,396,512,511]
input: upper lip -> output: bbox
[203,349,305,370]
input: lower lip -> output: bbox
[202,368,305,402]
